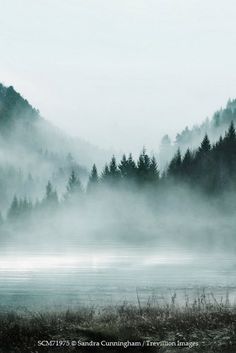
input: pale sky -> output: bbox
[1,0,236,152]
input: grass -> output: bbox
[0,294,235,352]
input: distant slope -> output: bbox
[159,99,236,169]
[0,83,107,168]
[175,99,236,148]
[0,84,39,126]
[0,83,108,210]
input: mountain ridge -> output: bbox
[159,98,236,168]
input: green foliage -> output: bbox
[67,170,82,194]
[6,121,236,222]
[109,156,120,181]
[45,181,58,204]
[7,195,32,221]
[181,149,194,181]
[198,134,211,154]
[64,170,83,203]
[87,164,99,192]
[137,148,151,183]
[7,196,19,220]
[0,84,39,128]
[119,153,137,180]
[101,156,121,185]
[165,122,236,193]
[174,99,236,150]
[101,164,110,182]
[168,149,182,178]
[136,148,159,185]
[149,156,159,183]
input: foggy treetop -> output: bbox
[0,83,236,224]
[6,121,236,223]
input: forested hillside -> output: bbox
[159,99,236,168]
[0,84,236,252]
[0,83,108,212]
[5,121,236,222]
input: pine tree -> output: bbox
[168,149,182,178]
[215,136,223,150]
[137,148,151,183]
[8,195,19,220]
[127,153,136,169]
[87,164,99,192]
[45,181,58,204]
[109,156,120,181]
[119,154,137,182]
[64,170,83,202]
[46,181,53,199]
[226,121,236,141]
[119,154,128,177]
[101,164,110,183]
[101,157,120,186]
[149,156,159,183]
[222,121,236,175]
[224,121,236,154]
[181,149,194,180]
[199,134,211,154]
[67,170,82,194]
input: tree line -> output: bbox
[6,122,236,222]
[159,98,236,168]
[167,121,236,192]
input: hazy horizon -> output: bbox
[1,0,236,153]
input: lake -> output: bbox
[0,242,235,310]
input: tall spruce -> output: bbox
[101,164,110,183]
[126,153,137,180]
[168,149,182,178]
[149,156,159,183]
[67,170,82,194]
[101,156,120,186]
[119,154,137,182]
[226,121,236,141]
[109,156,120,181]
[181,148,193,180]
[198,134,211,154]
[119,154,128,178]
[87,164,99,192]
[223,121,236,175]
[45,181,58,204]
[8,195,19,220]
[137,148,151,183]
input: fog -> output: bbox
[3,184,236,251]
[1,0,236,310]
[1,178,236,308]
[1,0,236,152]
[0,83,235,309]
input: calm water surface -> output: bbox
[0,242,235,310]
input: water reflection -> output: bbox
[0,246,235,309]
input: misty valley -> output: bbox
[1,84,236,352]
[0,84,236,308]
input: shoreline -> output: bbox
[0,298,235,352]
